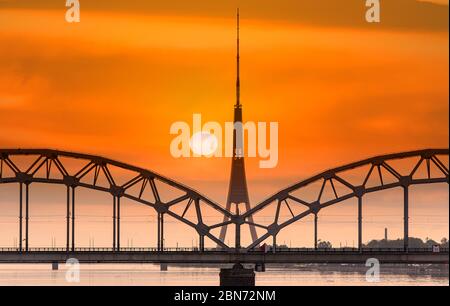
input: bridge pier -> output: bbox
[52,261,59,271]
[255,263,266,272]
[160,263,168,271]
[220,263,255,287]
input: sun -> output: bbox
[190,132,219,157]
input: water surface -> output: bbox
[0,264,448,286]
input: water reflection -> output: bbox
[0,264,447,286]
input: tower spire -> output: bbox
[218,10,258,248]
[236,8,241,107]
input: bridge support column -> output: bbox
[117,196,121,251]
[199,235,205,252]
[71,187,76,252]
[358,196,363,252]
[161,213,164,251]
[25,183,29,252]
[157,213,160,251]
[314,214,318,250]
[272,235,276,253]
[113,196,116,251]
[403,185,409,252]
[160,263,168,271]
[157,212,164,251]
[19,183,23,252]
[220,263,255,287]
[66,186,70,252]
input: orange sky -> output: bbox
[0,1,448,248]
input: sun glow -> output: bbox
[189,132,219,157]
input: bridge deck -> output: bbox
[0,249,448,264]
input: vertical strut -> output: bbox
[25,184,29,252]
[157,213,161,251]
[156,212,165,251]
[71,187,75,252]
[403,186,409,252]
[19,183,23,252]
[272,235,277,254]
[66,186,70,252]
[358,196,363,252]
[199,235,205,252]
[160,213,164,251]
[314,214,318,250]
[113,196,116,251]
[117,196,121,251]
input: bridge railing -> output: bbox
[251,247,450,253]
[0,247,447,253]
[0,247,205,252]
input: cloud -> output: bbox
[0,0,448,31]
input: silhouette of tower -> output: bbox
[218,10,258,248]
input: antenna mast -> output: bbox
[236,8,241,107]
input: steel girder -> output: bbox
[0,149,232,251]
[0,148,448,251]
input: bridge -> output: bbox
[0,248,448,265]
[0,148,449,269]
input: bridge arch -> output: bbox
[0,149,232,251]
[0,149,448,252]
[242,149,449,250]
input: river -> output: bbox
[0,264,448,286]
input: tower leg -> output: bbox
[218,201,232,247]
[244,200,258,244]
[235,222,241,249]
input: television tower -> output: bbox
[218,10,258,248]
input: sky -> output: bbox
[0,0,448,248]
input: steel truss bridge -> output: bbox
[0,148,448,264]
